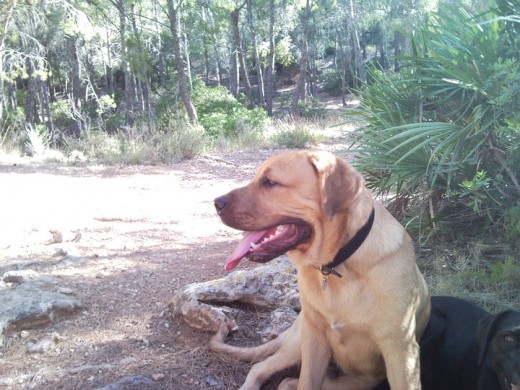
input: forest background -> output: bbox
[1,0,519,307]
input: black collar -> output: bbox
[319,207,375,278]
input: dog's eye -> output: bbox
[504,334,515,343]
[261,177,279,188]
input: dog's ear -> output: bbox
[308,151,363,220]
[476,311,513,365]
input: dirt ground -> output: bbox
[0,122,356,389]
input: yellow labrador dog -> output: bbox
[211,150,430,390]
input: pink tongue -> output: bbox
[224,230,268,271]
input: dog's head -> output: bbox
[477,311,520,390]
[214,150,364,270]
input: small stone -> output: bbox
[52,248,68,258]
[27,338,55,353]
[204,375,219,387]
[57,287,74,295]
[49,230,63,244]
[152,373,165,382]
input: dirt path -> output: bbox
[0,129,354,389]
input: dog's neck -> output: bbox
[319,207,375,278]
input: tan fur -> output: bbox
[211,150,430,390]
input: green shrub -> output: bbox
[64,114,207,165]
[278,93,326,119]
[0,108,26,151]
[268,119,323,148]
[424,244,520,311]
[271,128,317,148]
[320,68,343,96]
[153,117,207,162]
[50,100,72,130]
[350,4,520,240]
[192,80,267,139]
[298,97,326,119]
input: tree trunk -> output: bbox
[203,43,210,84]
[292,0,311,115]
[69,34,82,138]
[0,0,18,123]
[336,28,347,106]
[25,62,38,124]
[230,6,254,108]
[39,79,55,145]
[204,6,222,86]
[265,0,276,115]
[118,0,135,128]
[394,30,405,72]
[348,0,365,84]
[167,0,198,124]
[182,27,193,89]
[247,0,265,107]
[228,30,239,97]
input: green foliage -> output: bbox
[319,68,342,96]
[457,170,493,216]
[350,3,520,242]
[0,109,26,151]
[50,100,72,130]
[425,244,520,311]
[271,128,317,148]
[191,81,268,138]
[278,93,326,119]
[258,36,295,67]
[462,256,520,309]
[152,118,207,163]
[297,97,326,119]
[504,203,520,246]
[267,119,323,148]
[65,115,207,165]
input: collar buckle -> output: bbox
[320,265,342,278]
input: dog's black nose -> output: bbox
[214,195,228,213]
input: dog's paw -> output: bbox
[277,377,298,390]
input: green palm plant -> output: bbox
[350,3,520,240]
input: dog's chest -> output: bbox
[327,322,385,378]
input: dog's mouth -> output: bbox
[224,223,312,270]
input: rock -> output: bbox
[49,229,81,244]
[258,306,299,341]
[151,373,165,382]
[203,374,219,387]
[27,333,65,353]
[49,230,63,244]
[0,283,82,335]
[3,270,42,284]
[95,375,156,390]
[170,256,299,332]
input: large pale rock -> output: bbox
[0,283,82,335]
[258,306,299,342]
[170,256,299,332]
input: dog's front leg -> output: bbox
[380,338,421,390]
[297,316,331,390]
